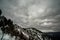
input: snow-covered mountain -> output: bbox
[0,27,52,40]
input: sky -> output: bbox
[0,0,60,32]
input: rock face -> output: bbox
[23,28,51,40]
[0,27,52,40]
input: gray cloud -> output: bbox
[0,0,60,32]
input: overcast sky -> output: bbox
[0,0,60,32]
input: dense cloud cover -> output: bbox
[0,0,60,32]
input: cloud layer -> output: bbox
[0,0,60,32]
